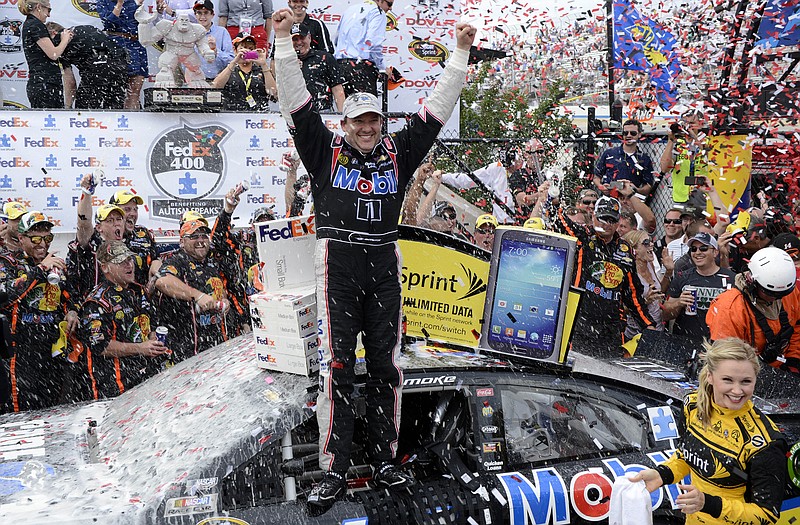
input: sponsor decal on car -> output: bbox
[481,425,499,434]
[164,494,218,517]
[195,518,251,525]
[475,387,494,397]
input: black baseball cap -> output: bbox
[193,0,214,11]
[594,196,621,221]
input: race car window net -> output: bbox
[501,385,648,464]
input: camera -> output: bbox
[243,51,259,60]
[669,123,685,139]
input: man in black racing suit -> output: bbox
[551,195,654,356]
[272,7,477,511]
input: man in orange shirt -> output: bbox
[706,246,800,373]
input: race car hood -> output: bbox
[0,335,316,524]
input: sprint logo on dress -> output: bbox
[332,166,397,195]
[69,117,107,129]
[0,157,30,168]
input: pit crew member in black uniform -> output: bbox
[78,241,168,400]
[109,190,160,290]
[154,219,234,363]
[633,338,787,525]
[67,173,126,301]
[0,211,78,413]
[47,22,128,109]
[289,22,344,112]
[206,186,271,334]
[552,195,654,356]
[273,7,477,510]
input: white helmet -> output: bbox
[748,246,796,296]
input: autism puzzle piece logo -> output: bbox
[647,406,679,441]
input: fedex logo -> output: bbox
[245,157,277,167]
[23,137,58,147]
[69,117,107,129]
[245,119,276,129]
[324,121,339,131]
[258,352,277,364]
[246,193,277,205]
[271,175,285,186]
[25,177,60,188]
[164,142,212,156]
[72,195,106,207]
[307,338,320,350]
[99,176,133,188]
[300,321,315,331]
[258,217,315,242]
[71,157,101,168]
[98,137,132,148]
[332,166,397,195]
[270,137,293,148]
[0,157,30,168]
[0,117,29,127]
[256,336,276,346]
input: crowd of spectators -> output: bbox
[401,113,800,369]
[18,0,382,111]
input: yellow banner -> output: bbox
[399,240,489,347]
[707,134,752,211]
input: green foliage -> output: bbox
[436,62,591,213]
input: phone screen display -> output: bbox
[486,238,569,359]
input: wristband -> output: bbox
[81,187,93,196]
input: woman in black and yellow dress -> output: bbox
[633,338,788,524]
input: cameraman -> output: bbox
[594,119,654,197]
[659,109,709,206]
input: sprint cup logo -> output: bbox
[71,0,99,17]
[407,39,449,65]
[0,19,23,54]
[147,121,230,221]
[386,12,397,31]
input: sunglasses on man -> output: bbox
[25,233,54,245]
[622,130,639,137]
[689,245,711,253]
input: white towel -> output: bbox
[609,475,653,525]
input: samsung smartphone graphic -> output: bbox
[480,227,576,364]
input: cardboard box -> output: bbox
[250,301,317,338]
[250,287,316,316]
[253,330,321,376]
[254,215,316,292]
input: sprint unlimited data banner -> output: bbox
[399,238,489,347]
[0,110,332,233]
[0,0,460,133]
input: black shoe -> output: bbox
[372,462,416,490]
[307,471,346,514]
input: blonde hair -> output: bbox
[695,338,760,426]
[623,229,649,248]
[19,0,48,16]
